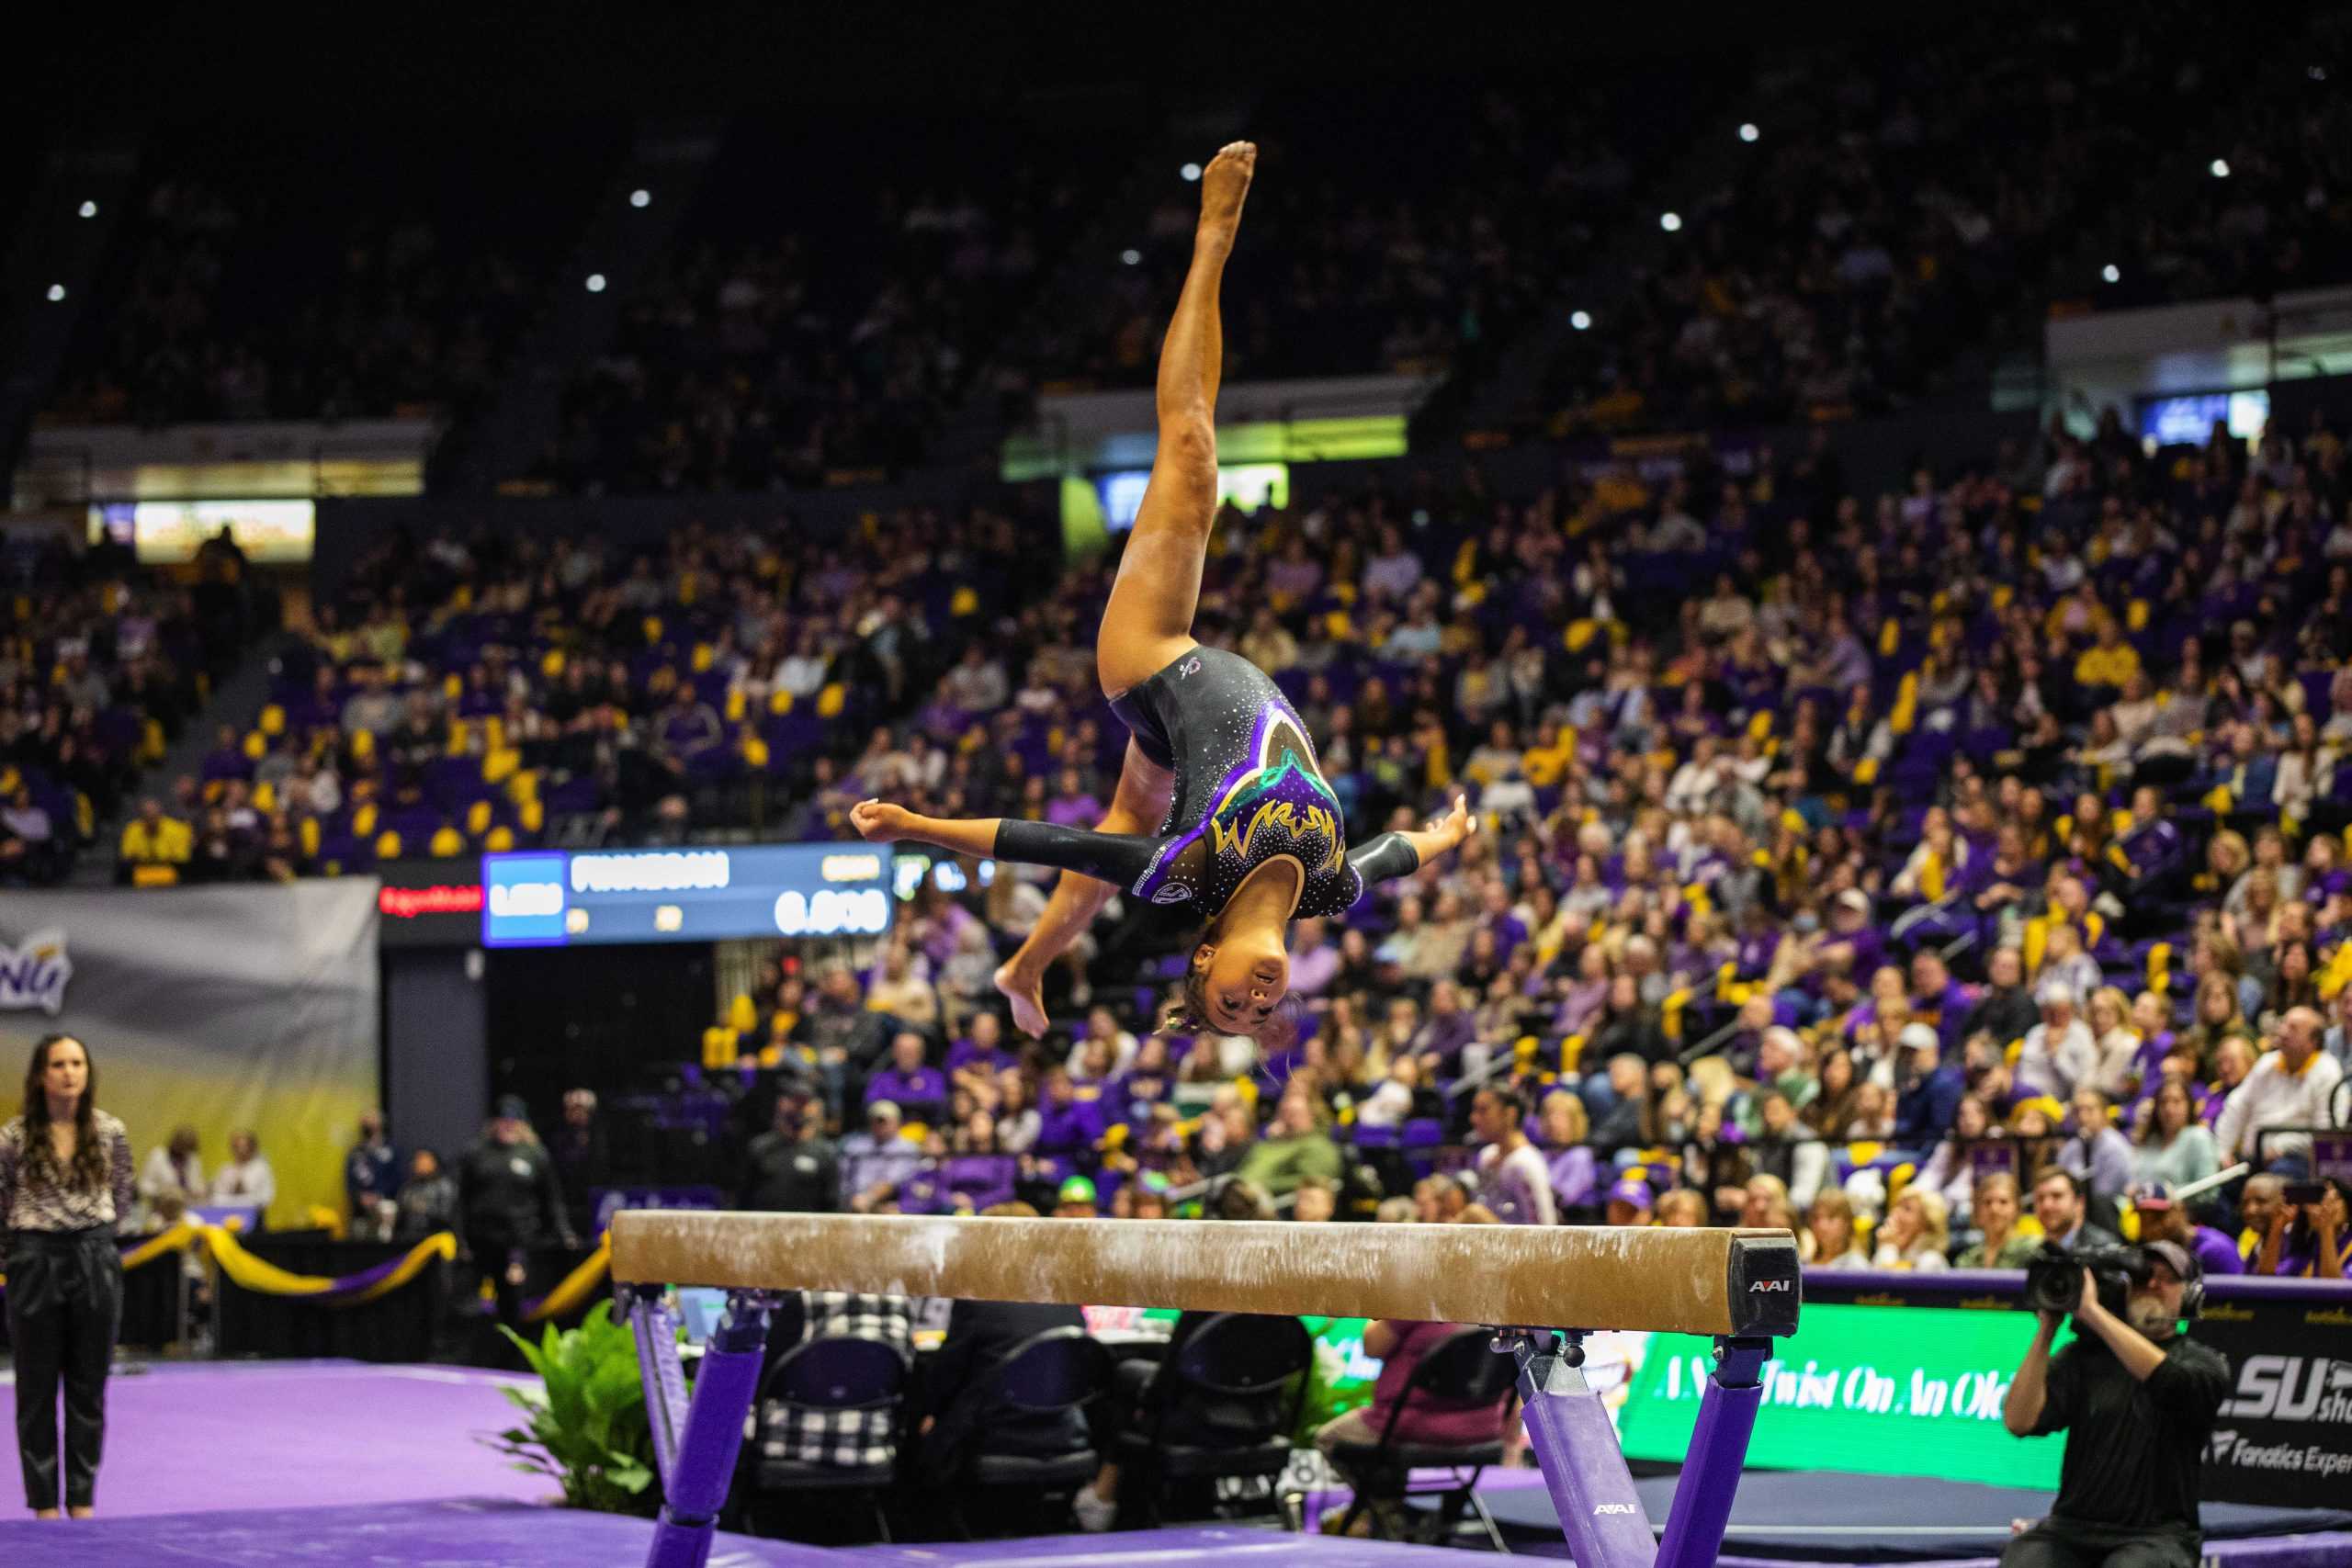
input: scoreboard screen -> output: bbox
[481,845,894,947]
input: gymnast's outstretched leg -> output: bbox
[1093,138,1253,699]
[994,141,1253,1042]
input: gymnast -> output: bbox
[853,141,1476,1040]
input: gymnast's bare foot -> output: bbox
[1196,141,1255,251]
[994,959,1050,1039]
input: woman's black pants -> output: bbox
[5,1226,122,1510]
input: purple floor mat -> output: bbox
[842,1527,1492,1562]
[0,1359,559,1517]
[0,1497,839,1566]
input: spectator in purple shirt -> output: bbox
[199,723,252,784]
[1032,1066,1103,1160]
[1408,980,1478,1075]
[1817,888,1886,980]
[1907,950,1974,1054]
[946,1011,1013,1080]
[2129,1182,2242,1279]
[1287,918,1342,999]
[1043,766,1102,829]
[1477,882,1528,964]
[865,1032,947,1125]
[655,681,723,763]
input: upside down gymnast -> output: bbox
[852,141,1476,1040]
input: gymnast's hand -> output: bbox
[851,798,911,842]
[1427,793,1476,850]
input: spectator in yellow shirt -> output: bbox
[2073,620,2142,693]
[118,798,193,877]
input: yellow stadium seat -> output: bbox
[769,689,795,716]
[466,800,492,836]
[443,673,462,700]
[253,782,277,813]
[815,682,845,717]
[352,803,379,837]
[725,688,747,722]
[243,731,266,761]
[300,818,321,857]
[259,704,286,737]
[950,585,978,615]
[742,735,771,769]
[506,770,539,807]
[482,747,519,786]
[376,830,403,861]
[131,863,179,888]
[642,616,662,646]
[351,729,376,761]
[484,826,515,852]
[519,799,545,834]
[692,643,715,673]
[541,649,565,679]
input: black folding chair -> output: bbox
[1326,1325,1516,1550]
[743,1334,910,1542]
[1118,1313,1313,1526]
[949,1325,1114,1537]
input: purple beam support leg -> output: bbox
[643,1290,778,1568]
[627,1290,688,1489]
[1653,1337,1770,1568]
[1508,1331,1657,1568]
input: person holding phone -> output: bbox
[2254,1174,2350,1280]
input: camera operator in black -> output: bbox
[1998,1241,2231,1567]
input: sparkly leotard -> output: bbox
[993,645,1418,919]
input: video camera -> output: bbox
[2021,1242,2147,1320]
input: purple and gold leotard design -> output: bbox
[994,645,1418,920]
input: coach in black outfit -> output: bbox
[456,1096,577,1327]
[1998,1241,2230,1568]
[737,1088,838,1214]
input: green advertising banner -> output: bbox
[1617,1303,2075,1488]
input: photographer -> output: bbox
[1998,1242,2231,1567]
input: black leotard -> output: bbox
[992,645,1418,919]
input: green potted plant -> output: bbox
[484,1302,662,1517]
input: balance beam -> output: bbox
[612,1211,1800,1568]
[610,1210,1799,1337]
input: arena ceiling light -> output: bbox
[77,200,98,219]
[585,273,608,293]
[1121,248,1141,265]
[2101,264,2121,284]
[1570,310,1593,330]
[46,283,66,301]
[1659,211,1683,232]
[2209,159,2231,178]
[629,188,651,208]
[1180,163,1202,182]
[1738,123,1759,142]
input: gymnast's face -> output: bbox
[1196,942,1287,1035]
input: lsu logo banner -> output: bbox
[0,930,71,1014]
